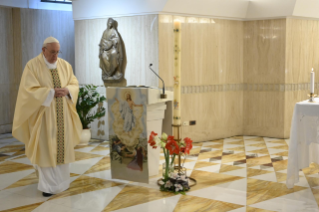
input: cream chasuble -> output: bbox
[13,53,82,168]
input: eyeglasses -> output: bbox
[45,47,62,55]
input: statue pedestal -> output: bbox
[104,78,127,88]
[106,87,173,183]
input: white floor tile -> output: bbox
[0,169,35,190]
[0,192,45,211]
[112,195,181,212]
[84,169,130,184]
[187,185,246,206]
[214,178,247,192]
[74,146,96,153]
[195,164,221,173]
[249,172,277,182]
[32,201,83,212]
[249,188,319,212]
[268,148,288,155]
[90,150,109,156]
[221,168,247,178]
[229,206,246,212]
[49,185,125,211]
[69,157,103,175]
[11,157,33,165]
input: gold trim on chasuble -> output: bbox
[50,68,65,164]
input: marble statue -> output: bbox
[99,18,126,84]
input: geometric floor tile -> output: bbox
[219,164,245,173]
[194,161,220,169]
[246,148,270,155]
[91,145,109,152]
[272,160,288,172]
[2,202,45,212]
[247,168,273,178]
[102,185,175,211]
[246,206,276,212]
[249,172,278,182]
[269,144,289,150]
[271,151,289,157]
[222,152,246,163]
[1,134,319,212]
[173,195,244,211]
[303,163,319,175]
[0,161,34,174]
[247,178,308,205]
[249,188,319,211]
[112,195,181,212]
[74,151,104,161]
[188,185,247,206]
[198,150,223,160]
[48,186,125,212]
[221,168,247,177]
[246,155,272,168]
[189,170,244,191]
[48,175,122,201]
[84,156,111,174]
[0,169,35,190]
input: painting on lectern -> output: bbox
[107,88,149,183]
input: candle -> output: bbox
[173,19,181,125]
[311,68,315,93]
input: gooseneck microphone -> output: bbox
[149,63,166,99]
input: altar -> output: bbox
[286,99,319,188]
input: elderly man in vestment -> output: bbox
[12,37,82,197]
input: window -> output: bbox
[41,0,72,4]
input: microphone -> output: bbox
[149,64,167,99]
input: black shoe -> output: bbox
[42,192,53,197]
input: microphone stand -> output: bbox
[149,64,167,99]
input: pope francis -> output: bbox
[12,37,82,197]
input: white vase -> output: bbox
[80,129,91,145]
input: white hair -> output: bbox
[42,36,59,48]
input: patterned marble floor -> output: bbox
[0,133,318,212]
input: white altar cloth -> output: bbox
[286,99,319,188]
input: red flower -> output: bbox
[183,137,193,154]
[148,131,158,148]
[167,135,175,142]
[165,139,179,155]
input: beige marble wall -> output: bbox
[243,19,286,138]
[20,8,75,70]
[284,18,319,137]
[159,15,244,142]
[0,7,14,134]
[74,15,159,139]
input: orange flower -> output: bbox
[165,139,179,155]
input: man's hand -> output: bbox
[54,88,69,97]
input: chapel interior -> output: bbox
[1,0,319,211]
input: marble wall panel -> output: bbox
[0,7,14,133]
[284,18,319,137]
[159,15,244,141]
[243,19,286,137]
[74,15,159,139]
[20,8,75,70]
[244,19,286,84]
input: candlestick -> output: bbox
[311,68,315,93]
[173,19,181,125]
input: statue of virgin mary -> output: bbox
[99,18,126,83]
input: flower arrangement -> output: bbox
[148,131,193,194]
